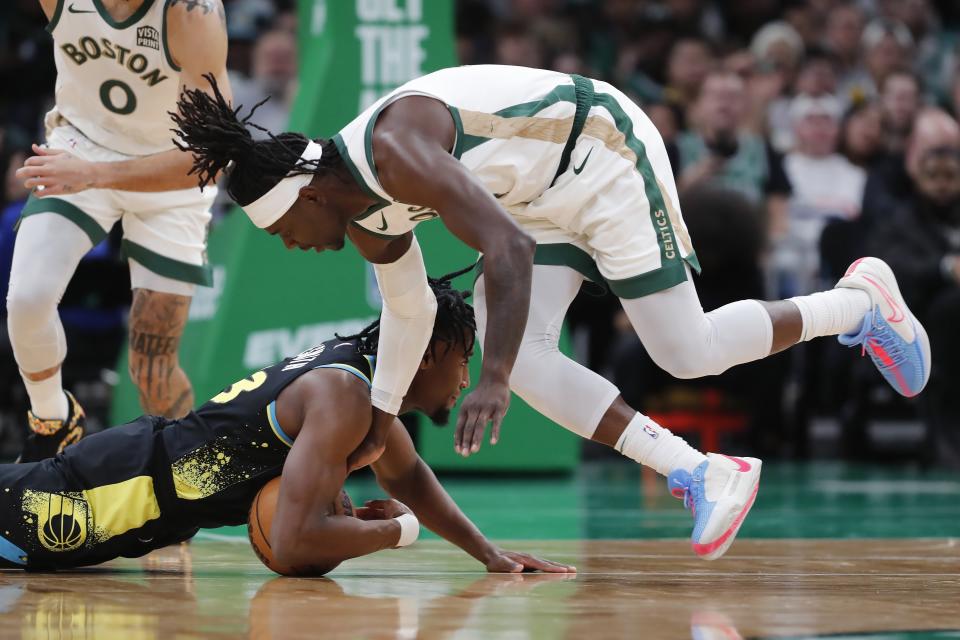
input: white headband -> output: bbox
[240,140,324,228]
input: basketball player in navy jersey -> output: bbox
[0,273,573,574]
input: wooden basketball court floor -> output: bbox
[1,462,958,639]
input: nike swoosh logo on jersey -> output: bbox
[376,212,388,232]
[67,3,96,12]
[573,148,593,175]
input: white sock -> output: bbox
[615,413,707,476]
[789,288,872,342]
[23,371,69,421]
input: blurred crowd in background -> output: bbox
[0,0,958,467]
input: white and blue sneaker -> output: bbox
[667,453,762,561]
[836,257,931,397]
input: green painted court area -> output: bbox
[201,461,960,542]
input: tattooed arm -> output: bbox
[18,0,231,195]
[128,290,195,419]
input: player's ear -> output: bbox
[298,184,326,206]
[420,345,435,370]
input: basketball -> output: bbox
[248,476,354,576]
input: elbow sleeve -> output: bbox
[370,238,438,415]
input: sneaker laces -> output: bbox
[668,471,695,514]
[861,311,906,370]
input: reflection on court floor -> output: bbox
[0,538,957,639]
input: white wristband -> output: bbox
[394,513,420,548]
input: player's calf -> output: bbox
[128,289,194,418]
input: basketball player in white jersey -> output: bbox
[12,0,231,462]
[173,65,931,561]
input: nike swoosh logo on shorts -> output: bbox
[573,148,593,174]
[376,212,388,232]
[68,3,96,12]
[722,455,752,472]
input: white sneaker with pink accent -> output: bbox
[667,453,762,561]
[836,257,931,397]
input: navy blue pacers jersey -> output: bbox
[0,339,374,570]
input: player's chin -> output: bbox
[427,407,451,427]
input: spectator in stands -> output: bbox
[947,64,960,119]
[883,0,956,101]
[750,21,805,83]
[824,3,866,97]
[843,19,914,104]
[223,0,277,76]
[775,94,865,297]
[659,38,714,128]
[494,21,545,69]
[768,49,840,152]
[879,71,922,154]
[674,70,792,238]
[748,21,805,137]
[862,106,960,230]
[865,109,960,467]
[0,140,31,306]
[839,102,885,168]
[230,28,298,139]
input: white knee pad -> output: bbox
[476,266,621,439]
[6,214,92,373]
[621,279,773,379]
[7,284,68,372]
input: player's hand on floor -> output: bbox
[353,499,412,521]
[16,144,97,197]
[455,379,511,456]
[484,550,577,574]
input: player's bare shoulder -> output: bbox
[37,0,59,22]
[164,0,228,71]
[166,0,226,26]
[274,366,373,443]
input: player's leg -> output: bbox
[575,82,767,559]
[473,264,707,475]
[119,191,213,418]
[6,212,95,461]
[591,78,928,396]
[127,283,194,418]
[619,257,929,399]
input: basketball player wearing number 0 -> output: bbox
[11,0,231,462]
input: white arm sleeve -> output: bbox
[370,237,438,415]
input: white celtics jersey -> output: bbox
[336,65,588,238]
[46,0,181,156]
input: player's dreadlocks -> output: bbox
[169,73,347,206]
[339,265,478,358]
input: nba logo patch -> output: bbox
[137,26,160,50]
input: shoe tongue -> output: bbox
[838,309,874,347]
[667,469,693,509]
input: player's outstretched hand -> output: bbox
[454,379,510,457]
[16,144,96,197]
[485,550,577,574]
[354,499,412,521]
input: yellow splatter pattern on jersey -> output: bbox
[170,434,279,501]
